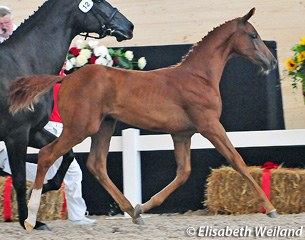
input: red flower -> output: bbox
[69,47,81,57]
[113,57,119,65]
[89,55,97,64]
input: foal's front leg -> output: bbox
[86,119,144,224]
[134,134,192,217]
[200,120,277,217]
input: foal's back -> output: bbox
[59,64,195,133]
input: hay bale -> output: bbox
[204,166,305,215]
[0,176,66,221]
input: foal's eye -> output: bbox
[250,33,258,39]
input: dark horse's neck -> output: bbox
[0,0,82,81]
[179,19,237,84]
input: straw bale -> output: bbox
[0,176,66,221]
[204,166,305,215]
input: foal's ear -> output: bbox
[241,8,255,23]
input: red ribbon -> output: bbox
[3,176,12,221]
[59,69,66,76]
[260,162,278,213]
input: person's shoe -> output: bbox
[69,216,96,225]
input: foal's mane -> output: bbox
[179,18,239,64]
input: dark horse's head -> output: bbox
[76,0,134,41]
[231,8,277,74]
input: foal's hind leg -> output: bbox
[200,120,277,217]
[86,119,144,225]
[25,131,86,232]
[29,128,74,193]
[135,134,192,217]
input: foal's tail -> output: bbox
[9,74,63,114]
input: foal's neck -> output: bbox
[180,21,236,84]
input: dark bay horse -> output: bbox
[9,8,278,232]
[1,0,133,230]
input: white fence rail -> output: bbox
[23,128,305,207]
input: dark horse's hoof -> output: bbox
[266,210,277,218]
[36,223,51,231]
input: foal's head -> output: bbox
[231,8,277,73]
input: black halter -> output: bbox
[79,0,118,39]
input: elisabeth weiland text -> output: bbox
[185,226,303,238]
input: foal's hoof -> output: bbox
[132,217,145,225]
[266,209,278,218]
[24,220,51,232]
[133,204,145,225]
[134,204,143,217]
[24,220,34,233]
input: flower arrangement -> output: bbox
[65,40,147,73]
[285,36,305,89]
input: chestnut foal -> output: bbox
[9,8,277,232]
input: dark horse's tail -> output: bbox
[9,74,63,114]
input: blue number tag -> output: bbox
[79,0,94,13]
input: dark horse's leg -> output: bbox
[29,128,75,194]
[5,127,49,230]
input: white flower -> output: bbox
[75,39,86,49]
[105,54,112,61]
[75,54,88,67]
[68,57,76,67]
[95,56,109,66]
[69,57,76,66]
[94,45,109,57]
[106,58,113,67]
[104,53,113,66]
[138,57,147,69]
[88,40,99,49]
[124,50,134,61]
[95,55,114,67]
[80,48,92,59]
[65,59,74,71]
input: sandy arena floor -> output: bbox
[0,210,304,240]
